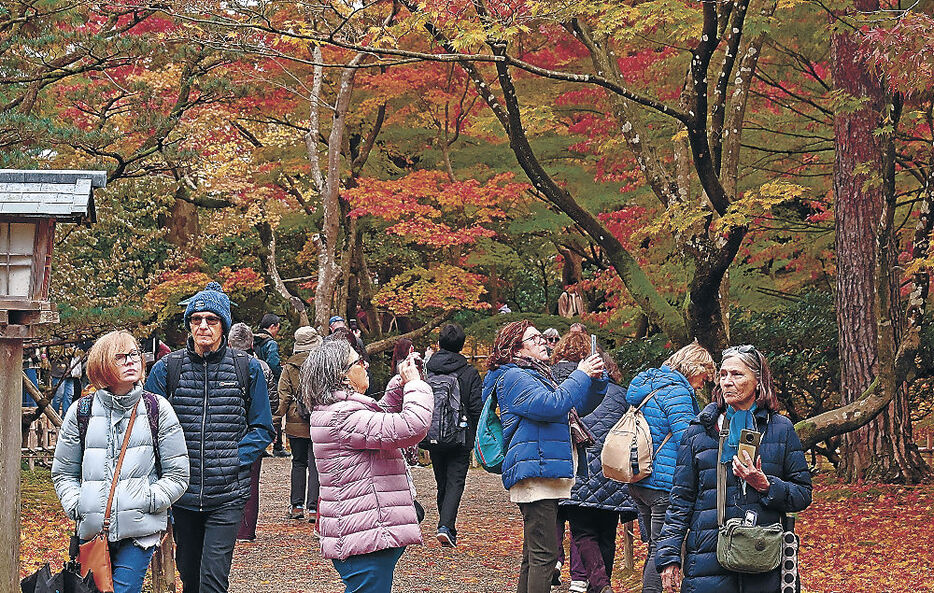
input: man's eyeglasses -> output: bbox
[522,334,546,345]
[190,314,222,327]
[115,350,141,365]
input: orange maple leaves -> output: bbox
[345,170,529,248]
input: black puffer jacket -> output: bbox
[425,349,483,448]
[561,380,637,519]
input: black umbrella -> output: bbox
[21,561,101,593]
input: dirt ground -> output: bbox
[228,457,645,593]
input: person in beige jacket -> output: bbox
[275,326,322,521]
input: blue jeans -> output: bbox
[51,378,74,415]
[110,539,156,593]
[332,547,405,593]
[22,368,38,406]
[629,485,670,593]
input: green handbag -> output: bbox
[715,417,784,574]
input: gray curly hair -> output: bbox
[301,339,353,408]
[228,322,254,351]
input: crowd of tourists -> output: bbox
[47,281,812,593]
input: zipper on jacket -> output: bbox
[200,359,207,511]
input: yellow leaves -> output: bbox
[714,181,808,231]
[373,264,490,316]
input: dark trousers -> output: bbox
[237,458,262,540]
[288,436,320,509]
[556,505,586,581]
[517,499,560,593]
[629,485,670,593]
[567,506,620,592]
[427,445,470,535]
[173,502,245,593]
[274,424,285,451]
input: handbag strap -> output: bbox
[716,412,730,527]
[102,404,138,534]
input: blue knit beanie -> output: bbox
[185,281,232,333]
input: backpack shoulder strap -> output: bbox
[141,391,161,476]
[231,349,252,404]
[635,387,662,412]
[76,393,95,451]
[717,414,730,526]
[164,350,185,401]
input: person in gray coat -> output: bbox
[52,330,189,593]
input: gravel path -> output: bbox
[228,457,645,593]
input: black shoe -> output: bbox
[436,526,456,547]
[273,448,291,458]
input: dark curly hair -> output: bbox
[487,320,533,371]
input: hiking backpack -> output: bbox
[601,388,672,483]
[474,382,506,473]
[421,371,468,447]
[76,391,162,475]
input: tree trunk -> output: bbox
[165,193,199,254]
[832,7,926,482]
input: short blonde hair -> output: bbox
[86,330,144,390]
[663,340,715,382]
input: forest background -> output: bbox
[4,0,934,486]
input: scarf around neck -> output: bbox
[721,403,758,463]
[513,356,557,387]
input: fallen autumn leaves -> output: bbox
[20,459,934,592]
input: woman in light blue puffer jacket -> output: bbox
[52,330,189,593]
[624,341,715,593]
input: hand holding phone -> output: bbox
[737,429,761,465]
[590,334,597,356]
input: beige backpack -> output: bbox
[601,388,672,483]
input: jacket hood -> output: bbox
[625,365,693,407]
[286,350,310,367]
[426,349,470,375]
[482,364,511,401]
[253,332,273,348]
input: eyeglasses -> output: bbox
[115,350,141,365]
[723,344,758,357]
[545,337,560,344]
[190,314,222,327]
[522,334,546,345]
[345,357,366,372]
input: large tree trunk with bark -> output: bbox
[832,5,926,482]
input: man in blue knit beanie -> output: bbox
[145,281,274,593]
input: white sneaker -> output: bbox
[569,580,589,593]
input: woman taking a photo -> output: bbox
[656,345,812,593]
[483,320,606,593]
[52,330,189,593]
[304,339,432,593]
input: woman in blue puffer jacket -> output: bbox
[625,341,715,593]
[656,345,812,593]
[483,320,606,593]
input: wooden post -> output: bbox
[623,520,634,571]
[0,339,23,593]
[150,526,177,593]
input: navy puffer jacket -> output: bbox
[483,363,605,490]
[625,366,700,492]
[145,338,274,511]
[561,381,638,519]
[655,403,812,593]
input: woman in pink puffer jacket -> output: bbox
[303,339,432,593]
